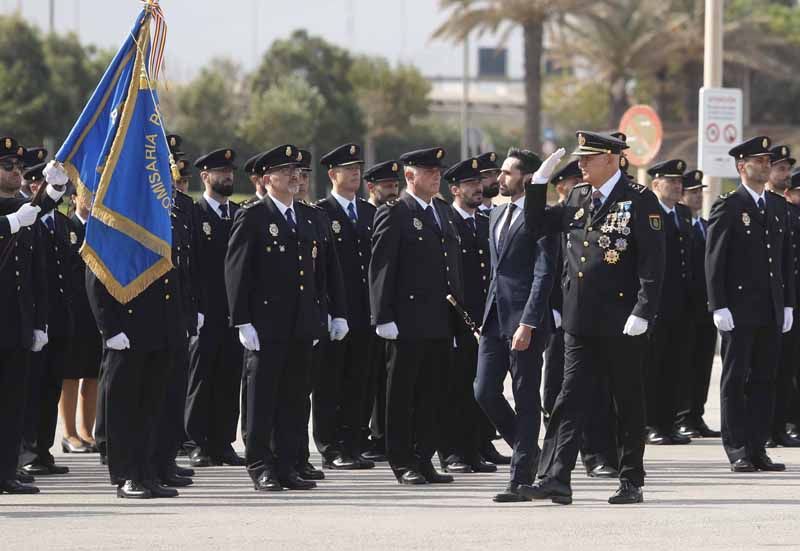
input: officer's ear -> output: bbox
[328,167,338,183]
[449,183,460,198]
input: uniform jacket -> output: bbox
[451,208,491,334]
[37,210,75,338]
[195,196,238,329]
[655,202,693,323]
[684,215,711,319]
[787,202,800,309]
[68,215,101,339]
[173,191,202,336]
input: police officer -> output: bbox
[764,145,800,448]
[438,158,496,474]
[476,152,500,214]
[644,159,694,446]
[369,147,464,485]
[226,144,330,491]
[706,136,794,472]
[780,169,800,446]
[242,152,267,204]
[314,143,375,469]
[186,148,244,467]
[675,169,721,439]
[522,131,665,505]
[365,160,400,208]
[17,147,48,199]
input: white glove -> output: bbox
[238,323,260,351]
[7,203,41,233]
[532,148,566,184]
[189,335,199,346]
[783,307,793,334]
[313,339,320,347]
[31,329,48,352]
[43,160,69,189]
[376,321,399,340]
[329,317,349,341]
[552,309,562,329]
[105,332,130,350]
[197,312,205,332]
[712,308,735,332]
[622,315,648,336]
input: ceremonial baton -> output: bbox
[446,294,481,341]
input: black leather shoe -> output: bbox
[420,464,454,483]
[189,449,216,467]
[280,472,316,490]
[493,482,531,503]
[296,462,325,481]
[480,442,511,465]
[608,481,643,504]
[0,479,40,494]
[669,431,692,445]
[46,463,69,475]
[324,455,360,470]
[360,450,387,462]
[218,448,246,466]
[696,419,721,438]
[253,471,283,491]
[100,454,108,466]
[355,457,375,470]
[20,462,49,476]
[730,458,757,472]
[16,470,34,484]
[116,480,151,499]
[677,425,701,438]
[397,470,427,485]
[765,438,778,448]
[776,432,800,448]
[517,479,572,504]
[62,437,91,453]
[468,460,498,473]
[587,464,619,478]
[646,430,671,445]
[443,461,472,474]
[144,480,179,497]
[752,452,786,472]
[174,464,195,478]
[161,473,193,487]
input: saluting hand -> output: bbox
[511,325,533,351]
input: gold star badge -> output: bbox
[349,145,356,155]
[472,159,478,169]
[391,162,398,172]
[285,146,293,157]
[436,150,443,159]
[578,134,586,146]
[762,138,769,148]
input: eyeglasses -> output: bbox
[0,159,23,172]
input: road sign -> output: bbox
[698,87,742,178]
[618,105,663,167]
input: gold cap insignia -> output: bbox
[169,137,176,147]
[297,151,303,161]
[4,138,11,149]
[471,159,478,169]
[490,152,496,162]
[37,150,44,160]
[677,161,684,170]
[224,150,232,160]
[578,134,586,146]
[782,147,788,156]
[695,172,701,181]
[269,223,279,237]
[620,157,628,167]
[285,146,293,157]
[762,138,769,148]
[391,162,398,172]
[413,217,423,230]
[17,147,23,156]
[436,150,443,159]
[178,160,186,170]
[349,145,356,156]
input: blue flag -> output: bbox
[56,5,174,304]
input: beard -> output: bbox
[211,180,234,197]
[465,194,483,209]
[482,181,499,198]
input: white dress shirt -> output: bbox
[406,189,441,227]
[494,196,525,247]
[203,192,231,219]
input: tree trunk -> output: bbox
[522,19,543,152]
[608,76,629,128]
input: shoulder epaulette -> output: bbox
[627,181,646,193]
[475,210,490,220]
[574,182,591,189]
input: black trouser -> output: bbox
[385,338,449,474]
[299,339,325,466]
[364,335,388,451]
[439,333,485,465]
[719,325,781,462]
[676,316,717,427]
[154,337,189,475]
[185,324,243,457]
[543,328,619,472]
[475,314,545,485]
[104,348,170,482]
[646,317,690,434]
[0,349,29,480]
[773,321,800,437]
[94,350,109,456]
[539,333,647,488]
[21,337,71,466]
[313,329,372,460]
[244,339,312,481]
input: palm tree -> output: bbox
[432,0,584,152]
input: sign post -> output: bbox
[698,87,742,180]
[619,104,663,186]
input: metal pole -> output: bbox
[460,34,470,159]
[702,0,723,218]
[48,0,54,34]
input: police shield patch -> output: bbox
[649,214,662,231]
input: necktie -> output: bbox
[219,202,230,220]
[424,205,441,234]
[498,203,517,253]
[45,216,55,233]
[757,197,765,211]
[673,210,681,231]
[694,220,705,241]
[591,190,603,212]
[347,202,358,225]
[286,207,297,232]
[466,217,476,234]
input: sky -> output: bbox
[5,0,526,82]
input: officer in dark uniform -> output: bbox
[226,144,331,491]
[476,152,500,214]
[675,169,721,439]
[438,158,496,474]
[361,160,402,462]
[522,131,665,505]
[19,163,73,476]
[186,148,244,467]
[0,138,68,494]
[644,159,694,446]
[764,145,800,448]
[369,146,464,485]
[17,147,48,199]
[706,136,794,473]
[781,169,800,445]
[542,159,619,478]
[242,152,266,205]
[314,143,375,469]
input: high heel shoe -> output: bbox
[79,438,99,453]
[62,437,90,453]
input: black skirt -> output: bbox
[63,334,102,380]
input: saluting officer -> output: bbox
[707,136,795,472]
[226,144,331,491]
[369,147,464,485]
[675,169,721,439]
[438,158,496,475]
[523,131,665,505]
[314,143,375,470]
[186,148,244,467]
[0,138,68,494]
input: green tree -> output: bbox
[433,0,584,151]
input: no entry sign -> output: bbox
[618,105,663,167]
[698,87,742,178]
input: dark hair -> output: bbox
[506,148,542,175]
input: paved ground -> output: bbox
[2,359,799,550]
